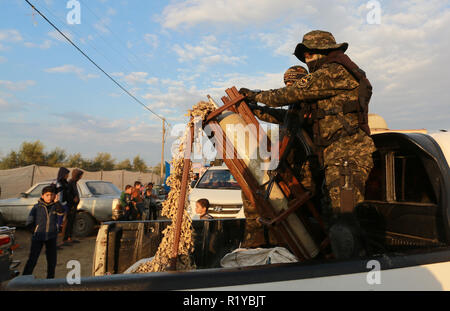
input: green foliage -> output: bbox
[0,141,151,172]
[133,156,147,172]
[116,158,133,170]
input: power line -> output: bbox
[24,0,167,125]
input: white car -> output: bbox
[189,166,245,219]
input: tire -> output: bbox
[74,212,96,237]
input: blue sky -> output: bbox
[1,0,450,166]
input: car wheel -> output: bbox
[74,212,96,237]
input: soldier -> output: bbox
[240,30,377,259]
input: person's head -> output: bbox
[294,30,348,71]
[41,185,56,204]
[57,167,70,182]
[195,198,210,216]
[147,182,154,190]
[125,185,132,194]
[284,65,308,86]
[71,169,84,182]
[134,181,142,189]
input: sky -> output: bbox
[1,0,450,166]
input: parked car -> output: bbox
[0,180,121,237]
[188,165,245,219]
[0,226,20,283]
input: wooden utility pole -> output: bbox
[161,118,166,182]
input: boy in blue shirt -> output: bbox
[22,185,64,279]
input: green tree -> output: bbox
[65,153,84,168]
[116,159,133,170]
[18,141,46,166]
[133,156,147,172]
[0,151,20,169]
[45,148,67,167]
[90,152,115,171]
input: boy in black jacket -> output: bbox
[23,185,64,279]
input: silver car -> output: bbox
[0,180,121,237]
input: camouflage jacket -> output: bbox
[255,62,361,145]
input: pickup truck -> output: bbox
[6,132,450,290]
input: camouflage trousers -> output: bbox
[322,130,376,217]
[240,130,376,247]
[241,193,278,248]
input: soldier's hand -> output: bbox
[239,88,258,103]
[247,103,260,112]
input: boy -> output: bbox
[195,199,214,220]
[131,181,144,219]
[143,183,158,220]
[119,185,137,221]
[23,185,64,279]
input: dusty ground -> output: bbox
[4,228,96,286]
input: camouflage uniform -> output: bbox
[253,31,376,220]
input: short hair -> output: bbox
[147,182,154,187]
[134,181,142,187]
[42,185,56,195]
[196,198,210,210]
[125,185,132,190]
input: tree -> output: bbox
[18,141,46,166]
[132,156,147,172]
[90,152,115,171]
[0,151,20,169]
[65,153,86,168]
[45,148,67,167]
[116,159,132,170]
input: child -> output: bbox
[22,185,64,279]
[195,199,214,220]
[119,185,137,220]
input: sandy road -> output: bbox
[3,228,96,287]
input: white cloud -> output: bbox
[143,33,159,49]
[160,0,315,29]
[44,65,99,80]
[173,35,243,67]
[0,80,36,91]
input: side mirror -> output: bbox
[20,193,29,198]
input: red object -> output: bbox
[0,234,11,246]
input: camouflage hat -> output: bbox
[283,65,308,85]
[294,30,348,62]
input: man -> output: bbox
[240,30,376,259]
[23,185,64,279]
[63,169,84,244]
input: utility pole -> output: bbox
[160,118,166,182]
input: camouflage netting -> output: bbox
[135,101,217,273]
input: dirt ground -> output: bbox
[5,228,97,284]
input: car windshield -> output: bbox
[196,169,240,190]
[28,183,51,197]
[86,182,120,196]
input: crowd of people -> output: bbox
[116,181,160,221]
